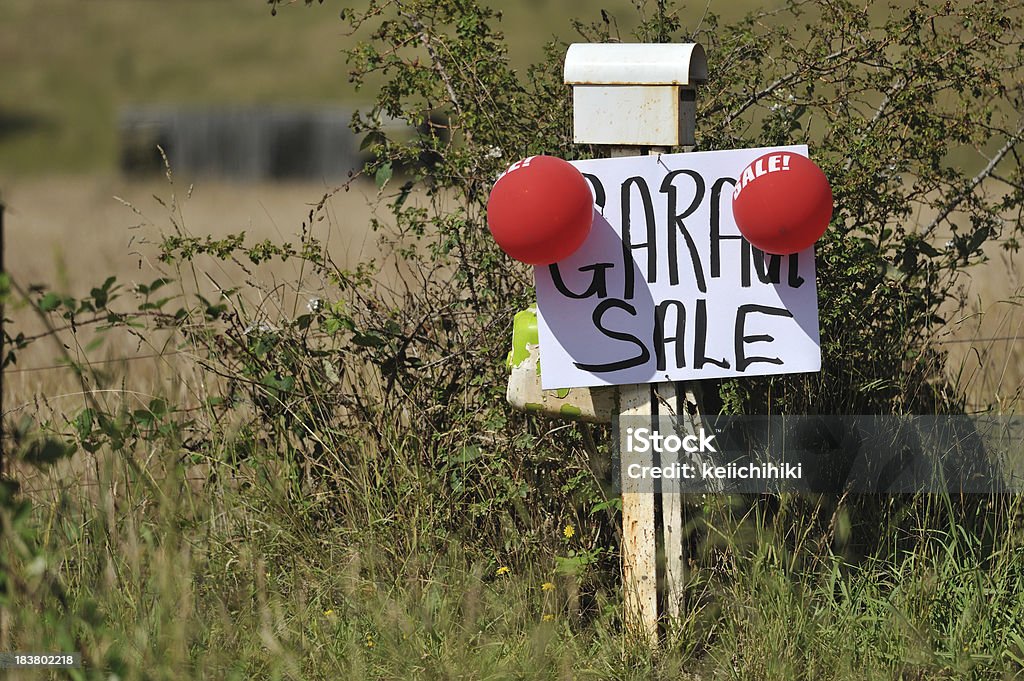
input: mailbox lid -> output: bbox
[563,43,707,86]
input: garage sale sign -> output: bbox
[534,145,821,390]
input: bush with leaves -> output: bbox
[266,0,1024,416]
[260,0,1024,577]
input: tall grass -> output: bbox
[5,430,1024,678]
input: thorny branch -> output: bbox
[923,122,1024,236]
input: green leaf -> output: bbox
[39,292,62,312]
[148,398,168,417]
[147,277,172,293]
[360,131,387,151]
[140,296,174,311]
[914,240,941,258]
[324,317,343,336]
[966,225,992,254]
[590,498,622,514]
[74,408,96,439]
[554,554,586,576]
[450,445,484,463]
[375,162,393,189]
[98,413,121,439]
[132,409,155,427]
[205,303,227,320]
[394,180,414,210]
[352,331,385,347]
[251,336,275,357]
[260,372,295,394]
[21,438,77,468]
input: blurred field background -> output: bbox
[0,0,658,175]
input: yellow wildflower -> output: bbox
[323,609,335,617]
[541,582,556,592]
[495,566,511,576]
[365,635,375,648]
[563,524,575,539]
[542,614,555,622]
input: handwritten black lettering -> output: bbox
[549,262,613,299]
[573,299,651,372]
[695,299,729,369]
[660,170,707,293]
[735,304,794,371]
[653,300,686,371]
[621,177,658,300]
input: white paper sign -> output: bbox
[535,145,821,389]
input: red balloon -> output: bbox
[486,155,594,265]
[731,152,833,255]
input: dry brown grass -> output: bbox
[2,174,386,434]
[941,243,1024,411]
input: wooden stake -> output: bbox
[658,382,686,620]
[558,44,706,645]
[609,144,711,642]
[619,382,660,644]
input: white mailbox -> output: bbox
[563,42,707,147]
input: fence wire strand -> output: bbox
[2,335,1020,375]
[4,350,190,374]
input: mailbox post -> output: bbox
[564,42,707,645]
[506,42,708,645]
[507,41,708,643]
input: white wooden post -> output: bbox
[564,43,708,645]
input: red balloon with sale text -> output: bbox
[731,152,833,255]
[486,156,594,266]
